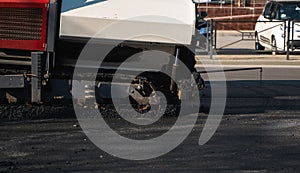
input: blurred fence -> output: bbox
[198,19,300,60]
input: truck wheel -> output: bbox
[271,38,277,56]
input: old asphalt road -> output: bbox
[1,51,300,172]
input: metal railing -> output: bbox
[204,19,300,60]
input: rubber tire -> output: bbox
[255,42,265,51]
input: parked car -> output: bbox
[255,0,300,55]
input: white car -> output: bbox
[255,0,300,55]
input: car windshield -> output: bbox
[279,2,300,20]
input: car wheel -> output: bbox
[271,38,277,56]
[255,33,265,51]
[255,42,265,51]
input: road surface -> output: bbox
[1,79,300,172]
[1,31,300,172]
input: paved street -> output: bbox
[1,102,300,173]
[1,80,300,172]
[1,31,300,172]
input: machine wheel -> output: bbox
[129,72,181,116]
[271,38,277,56]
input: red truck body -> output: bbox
[0,0,49,51]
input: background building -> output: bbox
[199,0,267,30]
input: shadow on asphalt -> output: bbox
[201,80,300,115]
[1,80,300,121]
[216,49,268,55]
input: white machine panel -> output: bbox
[60,0,196,45]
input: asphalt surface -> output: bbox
[1,79,300,173]
[1,106,300,173]
[1,31,300,172]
